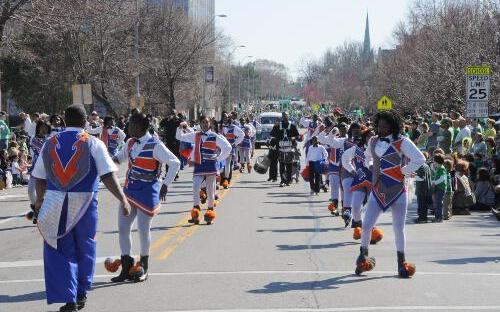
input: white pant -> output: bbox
[361,192,408,252]
[224,155,233,179]
[118,206,153,256]
[238,147,251,164]
[351,190,366,222]
[28,177,36,205]
[341,177,354,208]
[329,174,340,202]
[193,175,216,207]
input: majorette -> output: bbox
[176,115,231,225]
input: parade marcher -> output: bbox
[271,112,299,187]
[87,116,126,157]
[237,118,256,173]
[176,115,231,225]
[32,105,131,312]
[267,137,279,182]
[26,120,51,224]
[249,114,261,157]
[221,114,244,189]
[338,123,359,226]
[355,110,425,278]
[306,136,328,194]
[112,113,180,283]
[341,125,384,242]
[317,125,344,215]
[300,114,321,156]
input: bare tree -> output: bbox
[140,1,219,112]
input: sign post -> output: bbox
[466,66,491,118]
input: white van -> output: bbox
[255,112,282,148]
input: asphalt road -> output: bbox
[1,148,500,312]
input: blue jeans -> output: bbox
[433,190,445,219]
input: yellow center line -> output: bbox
[154,172,242,261]
[150,216,190,252]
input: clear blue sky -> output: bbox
[215,0,413,77]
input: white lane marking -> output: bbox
[144,307,500,312]
[0,194,26,200]
[0,212,28,225]
[2,270,500,284]
[0,256,118,269]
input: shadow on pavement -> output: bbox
[262,201,325,205]
[258,215,331,220]
[0,291,46,303]
[266,192,311,198]
[0,225,36,232]
[257,228,344,233]
[101,226,177,234]
[276,241,358,251]
[248,274,393,293]
[432,256,500,265]
[91,281,130,290]
[157,210,191,216]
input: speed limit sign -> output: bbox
[466,66,491,118]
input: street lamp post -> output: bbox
[227,45,245,112]
[245,56,253,111]
[200,14,227,117]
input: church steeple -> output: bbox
[363,13,371,56]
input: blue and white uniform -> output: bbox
[87,126,126,157]
[32,128,117,304]
[361,135,425,253]
[342,144,372,223]
[114,132,180,257]
[317,129,349,204]
[176,128,231,207]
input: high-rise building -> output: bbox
[173,0,215,26]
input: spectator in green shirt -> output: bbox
[0,112,10,150]
[432,153,447,222]
[437,118,453,154]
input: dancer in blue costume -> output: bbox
[87,116,126,157]
[176,115,231,225]
[32,105,130,312]
[112,113,180,283]
[354,110,425,278]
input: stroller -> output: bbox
[291,147,301,183]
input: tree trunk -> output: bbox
[167,78,175,112]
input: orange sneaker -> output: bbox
[188,206,201,225]
[204,209,217,225]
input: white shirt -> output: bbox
[341,145,372,174]
[222,124,245,146]
[32,127,118,180]
[454,126,471,144]
[87,126,126,145]
[11,161,22,175]
[317,130,346,149]
[176,128,232,162]
[243,123,256,138]
[23,117,32,134]
[306,145,328,162]
[27,121,37,139]
[115,132,180,187]
[367,136,425,176]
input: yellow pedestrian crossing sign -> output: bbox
[377,96,393,110]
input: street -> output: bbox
[1,148,500,312]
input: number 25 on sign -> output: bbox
[466,66,490,102]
